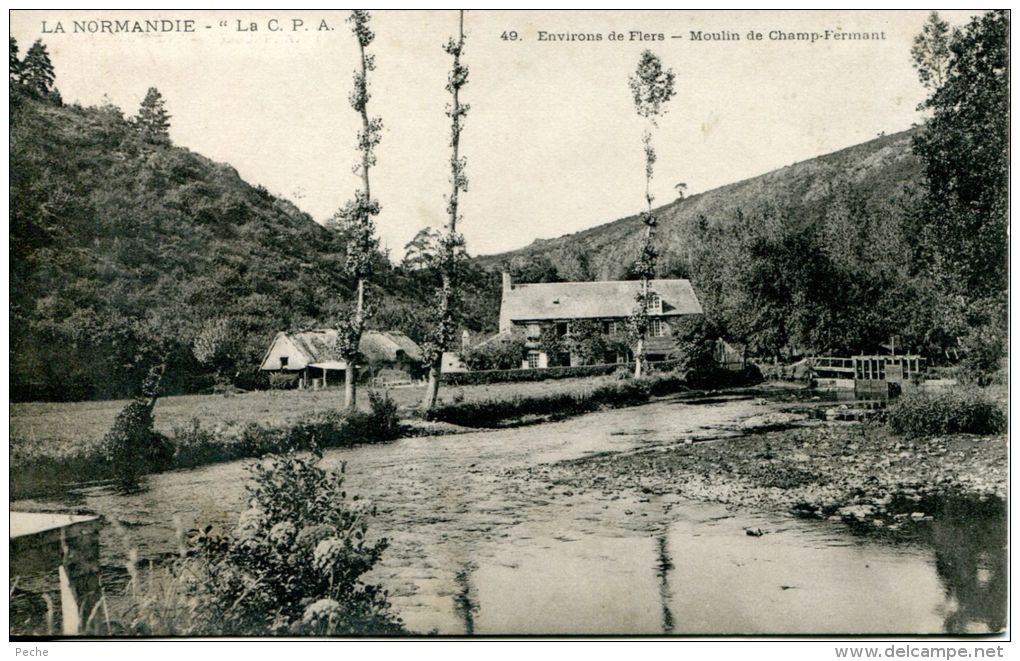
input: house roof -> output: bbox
[501,279,703,322]
[260,329,422,371]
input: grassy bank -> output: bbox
[11,373,698,499]
[11,396,403,500]
[545,420,1007,534]
[11,376,626,448]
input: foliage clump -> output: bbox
[180,449,403,635]
[462,332,527,371]
[887,388,1006,438]
[99,363,172,485]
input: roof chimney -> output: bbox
[502,271,513,294]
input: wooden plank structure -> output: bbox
[809,354,926,395]
[10,512,102,635]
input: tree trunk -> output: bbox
[635,337,644,378]
[344,365,357,411]
[344,278,364,411]
[421,358,441,413]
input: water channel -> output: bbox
[12,395,1005,635]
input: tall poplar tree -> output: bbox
[421,10,469,412]
[626,50,675,377]
[334,10,383,410]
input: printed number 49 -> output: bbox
[501,31,519,41]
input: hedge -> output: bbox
[440,359,686,386]
[423,373,688,428]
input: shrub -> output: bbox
[670,316,717,378]
[269,372,300,390]
[462,333,528,371]
[887,388,1007,437]
[98,365,172,486]
[344,391,401,443]
[188,449,403,635]
[92,450,404,636]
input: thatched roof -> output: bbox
[259,329,422,371]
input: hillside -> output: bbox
[10,95,500,401]
[478,129,922,281]
[478,128,941,360]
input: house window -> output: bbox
[556,322,569,337]
[280,356,289,368]
[527,352,540,369]
[603,320,616,335]
[527,324,541,339]
[646,292,662,314]
[649,318,668,338]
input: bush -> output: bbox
[887,388,1007,437]
[269,372,299,390]
[98,365,172,485]
[462,333,528,371]
[182,449,403,635]
[102,450,404,636]
[346,391,401,443]
[670,316,717,379]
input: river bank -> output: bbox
[10,373,714,500]
[12,391,1006,635]
[537,416,1007,535]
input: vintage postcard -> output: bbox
[8,8,1008,644]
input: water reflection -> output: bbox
[655,533,675,634]
[929,497,1007,634]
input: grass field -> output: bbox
[11,377,620,449]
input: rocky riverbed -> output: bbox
[534,417,1007,535]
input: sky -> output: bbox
[10,9,981,259]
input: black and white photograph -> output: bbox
[7,8,1010,646]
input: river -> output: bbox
[11,394,1005,635]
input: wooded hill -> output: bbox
[10,93,500,401]
[478,129,921,282]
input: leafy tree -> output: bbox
[334,10,384,411]
[137,86,171,144]
[537,324,568,367]
[908,11,1007,380]
[912,10,1007,301]
[401,226,441,271]
[671,315,716,378]
[421,10,470,412]
[20,39,55,99]
[98,363,171,487]
[626,50,675,377]
[192,317,245,385]
[911,11,953,94]
[507,254,561,283]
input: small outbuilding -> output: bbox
[259,329,423,389]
